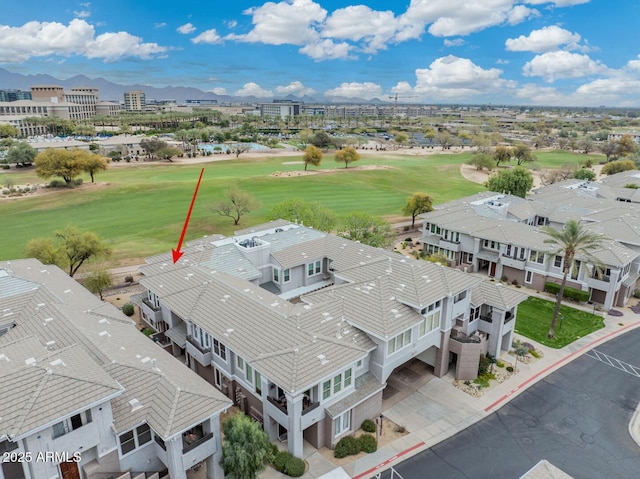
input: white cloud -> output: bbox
[154,22,167,28]
[322,6,398,53]
[85,31,167,61]
[209,87,228,95]
[514,83,566,104]
[396,55,515,100]
[324,82,383,100]
[505,26,581,53]
[496,59,509,64]
[444,38,464,47]
[226,20,237,29]
[526,0,590,6]
[177,23,196,34]
[235,82,273,97]
[229,0,326,45]
[275,81,316,96]
[192,29,222,44]
[73,10,91,19]
[299,38,353,60]
[399,0,539,38]
[0,19,166,63]
[523,51,606,81]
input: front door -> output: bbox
[60,461,80,479]
[489,262,496,277]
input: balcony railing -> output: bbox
[142,298,161,312]
[450,332,481,343]
[302,401,320,416]
[480,315,493,323]
[267,396,288,415]
[182,432,214,454]
[186,335,211,354]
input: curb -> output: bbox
[352,442,425,479]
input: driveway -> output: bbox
[379,328,640,479]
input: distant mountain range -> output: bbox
[0,67,382,105]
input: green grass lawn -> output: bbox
[514,296,605,348]
[530,150,604,169]
[0,152,484,264]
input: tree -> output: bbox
[338,212,393,248]
[466,153,495,171]
[155,146,183,162]
[485,165,534,198]
[616,134,637,159]
[221,413,274,479]
[84,268,113,300]
[493,145,513,167]
[213,187,259,225]
[335,147,360,168]
[513,144,536,165]
[310,131,333,150]
[540,220,607,338]
[35,148,86,185]
[80,153,109,182]
[267,198,338,232]
[436,131,453,149]
[600,141,617,161]
[402,192,434,228]
[302,145,323,171]
[394,132,409,148]
[0,124,19,138]
[577,137,595,154]
[573,169,596,181]
[6,142,37,167]
[229,143,250,158]
[601,159,636,176]
[140,137,168,160]
[25,226,112,277]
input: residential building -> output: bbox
[136,220,527,458]
[124,91,146,112]
[607,132,640,144]
[419,172,640,310]
[0,259,232,479]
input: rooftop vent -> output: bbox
[129,398,143,412]
[317,354,329,366]
[25,357,36,366]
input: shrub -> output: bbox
[405,237,413,242]
[634,289,640,299]
[1,164,9,170]
[574,169,596,181]
[496,360,505,368]
[49,179,66,188]
[124,275,134,283]
[506,366,514,373]
[601,159,636,176]
[544,282,589,302]
[334,436,360,458]
[284,456,305,477]
[122,303,135,316]
[269,443,279,457]
[358,434,377,453]
[395,425,406,433]
[478,354,492,375]
[530,350,541,359]
[73,178,83,186]
[361,419,376,433]
[274,451,292,473]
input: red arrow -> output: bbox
[172,168,204,264]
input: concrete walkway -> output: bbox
[260,302,640,479]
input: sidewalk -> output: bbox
[260,304,640,479]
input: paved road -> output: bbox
[379,328,640,479]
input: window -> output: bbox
[356,359,362,369]
[307,260,322,277]
[237,356,244,372]
[554,255,562,268]
[453,291,466,303]
[344,368,352,388]
[525,271,533,284]
[483,240,499,250]
[333,374,342,394]
[334,410,351,437]
[387,330,411,355]
[571,260,581,280]
[119,431,136,455]
[213,339,227,361]
[51,411,92,439]
[246,363,253,385]
[462,253,473,264]
[273,268,279,282]
[419,301,441,336]
[469,306,480,321]
[52,422,66,439]
[283,269,291,283]
[323,380,331,400]
[529,250,544,264]
[119,424,152,456]
[255,370,262,395]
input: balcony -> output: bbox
[181,432,215,470]
[267,395,288,415]
[302,400,320,416]
[440,238,461,252]
[480,315,493,323]
[143,298,161,312]
[501,256,526,270]
[186,336,212,365]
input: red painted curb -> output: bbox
[352,441,426,479]
[484,322,639,412]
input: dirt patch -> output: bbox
[0,180,112,201]
[271,164,392,178]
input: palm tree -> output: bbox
[541,220,607,338]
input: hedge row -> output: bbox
[273,451,305,477]
[544,282,589,302]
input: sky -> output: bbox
[1,0,639,107]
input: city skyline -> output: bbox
[1,1,639,107]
